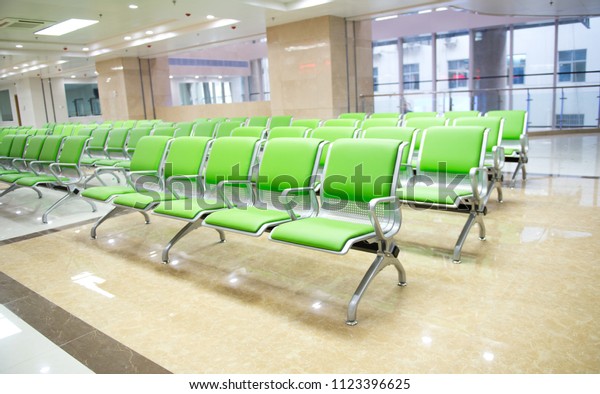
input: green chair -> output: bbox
[269,138,407,325]
[152,126,176,137]
[360,118,401,130]
[0,135,29,175]
[403,111,438,120]
[51,124,64,136]
[202,137,325,239]
[230,126,267,139]
[339,112,367,121]
[86,128,132,181]
[369,112,401,120]
[403,117,449,162]
[0,136,63,198]
[361,126,417,168]
[396,126,489,264]
[444,111,481,121]
[173,122,194,138]
[154,137,262,263]
[309,126,358,172]
[9,136,96,223]
[322,118,359,127]
[486,110,528,185]
[291,119,321,129]
[268,115,293,128]
[228,117,248,125]
[267,126,309,140]
[60,124,75,136]
[246,116,269,127]
[124,127,152,158]
[88,137,212,239]
[192,120,220,137]
[214,121,244,138]
[79,128,112,167]
[453,116,505,203]
[82,136,172,237]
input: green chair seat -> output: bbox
[80,157,102,165]
[82,186,136,201]
[270,217,374,252]
[203,206,291,234]
[15,175,67,187]
[153,198,227,220]
[397,185,473,205]
[92,159,121,166]
[0,172,36,183]
[112,192,175,209]
[0,169,19,176]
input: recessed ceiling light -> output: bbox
[128,4,138,9]
[22,64,29,67]
[35,18,99,36]
[374,15,398,22]
[169,75,173,79]
[71,75,76,78]
[194,75,199,79]
[82,47,89,51]
[145,30,153,35]
[418,9,432,14]
[13,66,18,70]
[435,7,448,12]
[15,44,23,48]
[207,15,216,20]
[124,36,132,40]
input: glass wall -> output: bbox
[0,89,13,121]
[371,14,600,130]
[64,83,101,117]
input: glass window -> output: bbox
[511,54,526,85]
[558,49,587,82]
[403,64,420,90]
[0,90,13,121]
[403,34,433,112]
[448,59,469,89]
[64,83,101,117]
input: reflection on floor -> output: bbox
[0,132,599,373]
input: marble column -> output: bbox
[96,57,146,120]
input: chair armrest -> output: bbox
[520,134,529,154]
[469,167,488,206]
[11,158,32,171]
[368,196,401,241]
[49,162,85,185]
[492,146,505,170]
[29,160,54,175]
[216,180,256,208]
[165,174,203,199]
[281,186,318,220]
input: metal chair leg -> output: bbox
[41,193,73,223]
[0,184,18,198]
[346,251,406,326]
[91,206,126,239]
[162,220,203,263]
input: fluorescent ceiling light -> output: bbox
[15,44,23,48]
[35,19,99,36]
[145,30,153,35]
[129,4,138,9]
[435,7,448,12]
[207,15,216,19]
[418,9,432,14]
[375,15,398,22]
[82,47,89,51]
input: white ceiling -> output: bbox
[0,0,598,81]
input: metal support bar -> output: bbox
[452,211,486,264]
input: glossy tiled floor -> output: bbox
[1,132,599,374]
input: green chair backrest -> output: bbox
[310,126,358,166]
[228,117,248,125]
[403,111,438,120]
[444,111,481,121]
[257,138,323,193]
[38,136,66,162]
[163,137,211,180]
[129,136,172,172]
[126,127,152,155]
[360,118,400,130]
[0,135,14,156]
[192,120,220,137]
[369,112,401,119]
[361,127,416,166]
[61,124,75,136]
[87,128,111,153]
[339,112,367,121]
[267,126,309,140]
[215,121,243,138]
[105,127,130,153]
[418,126,487,174]
[8,135,29,158]
[291,119,321,129]
[75,128,95,137]
[268,115,293,128]
[404,117,448,150]
[152,126,175,137]
[173,122,194,138]
[453,116,503,152]
[210,117,227,123]
[52,124,64,135]
[204,137,260,186]
[35,128,50,136]
[122,120,137,128]
[230,126,266,139]
[486,110,527,140]
[322,139,403,203]
[246,116,269,127]
[57,136,90,164]
[23,136,47,160]
[322,118,359,127]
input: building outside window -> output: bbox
[511,55,526,85]
[448,59,469,89]
[403,64,420,90]
[558,49,586,82]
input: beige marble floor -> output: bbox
[1,169,599,373]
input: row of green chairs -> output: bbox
[80,135,408,325]
[0,135,96,223]
[338,110,482,122]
